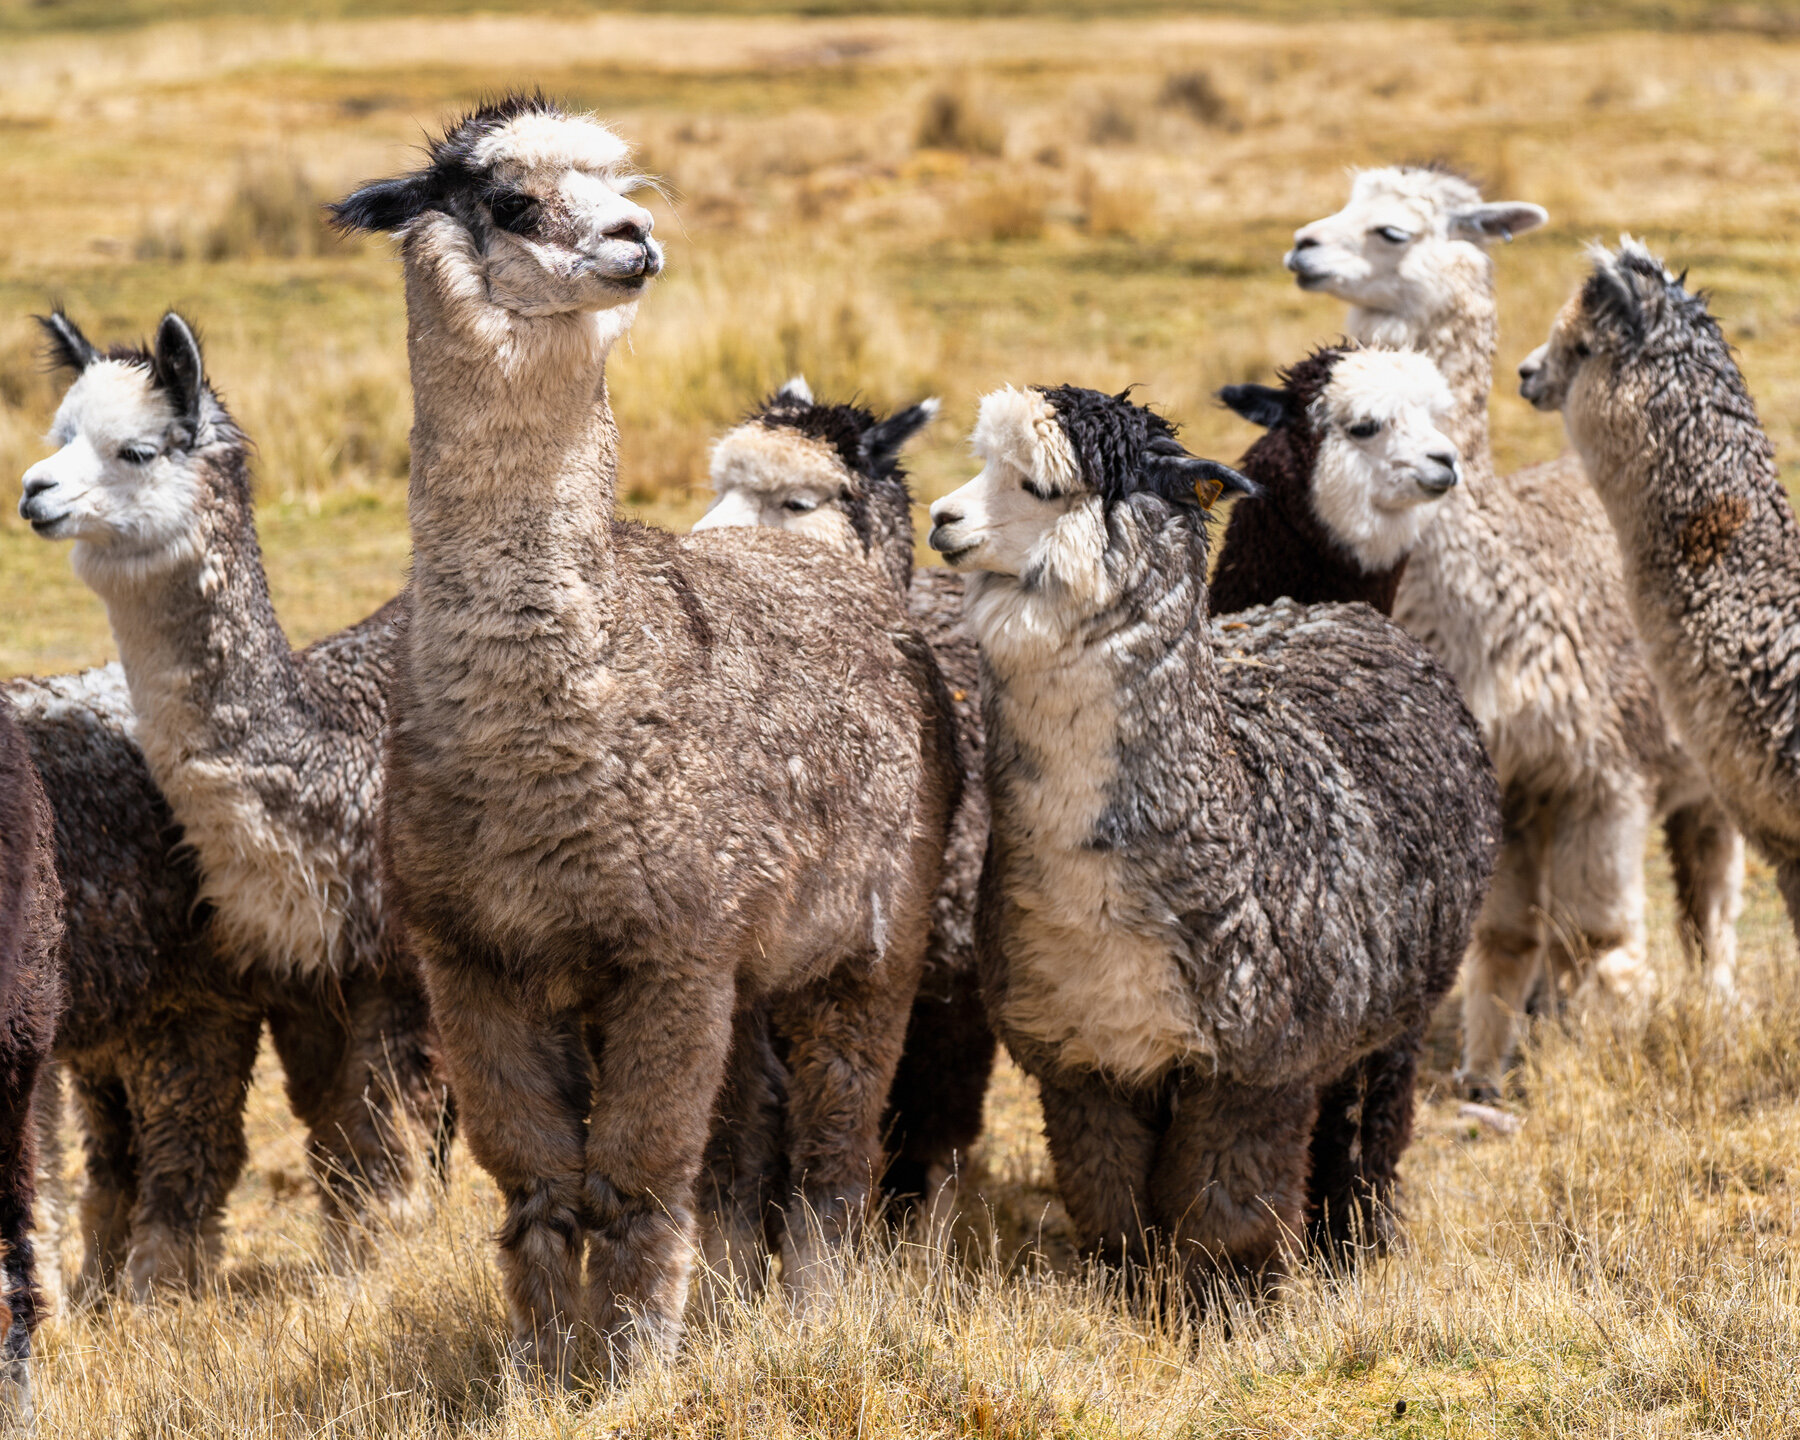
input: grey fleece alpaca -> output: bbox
[21,312,450,1247]
[929,385,1498,1291]
[333,97,957,1379]
[1523,240,1800,931]
[0,694,61,1428]
[698,382,994,1209]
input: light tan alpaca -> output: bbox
[333,98,957,1383]
[1286,166,1743,1097]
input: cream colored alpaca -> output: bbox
[1287,167,1742,1097]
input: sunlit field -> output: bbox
[7,4,1800,1435]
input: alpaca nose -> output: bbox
[1418,454,1459,495]
[22,473,54,503]
[605,218,650,245]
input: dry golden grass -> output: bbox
[7,9,1800,1435]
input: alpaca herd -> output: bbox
[2,93,1797,1406]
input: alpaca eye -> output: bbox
[1346,420,1381,439]
[1573,341,1592,360]
[120,444,157,464]
[1374,226,1411,245]
[488,190,540,235]
[782,496,818,514]
[1021,479,1053,500]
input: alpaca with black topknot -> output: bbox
[1522,239,1800,932]
[1212,343,1461,1257]
[697,379,994,1212]
[929,384,1497,1293]
[0,695,61,1428]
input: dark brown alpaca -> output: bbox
[0,695,62,1427]
[333,97,957,1379]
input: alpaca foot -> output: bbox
[124,1221,215,1300]
[1585,945,1658,1012]
[0,1317,32,1433]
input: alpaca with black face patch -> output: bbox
[1287,166,1743,1098]
[929,385,1497,1294]
[1523,240,1800,931]
[698,381,995,1216]
[1211,343,1460,1258]
[21,311,451,1253]
[333,97,957,1380]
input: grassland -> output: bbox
[7,8,1800,1436]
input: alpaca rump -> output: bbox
[932,385,1497,1294]
[4,668,261,1311]
[335,97,958,1379]
[699,384,995,1209]
[1522,240,1800,929]
[1209,343,1461,1257]
[0,695,61,1426]
[22,312,452,1242]
[1287,166,1744,1096]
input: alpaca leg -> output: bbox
[1150,1076,1317,1300]
[1665,802,1744,996]
[1306,1024,1423,1262]
[1777,859,1800,946]
[1034,1068,1161,1269]
[697,1001,787,1306]
[421,958,590,1385]
[773,952,922,1307]
[1548,790,1654,1012]
[31,1062,64,1316]
[880,957,997,1215]
[68,1067,135,1303]
[1459,803,1552,1100]
[584,966,735,1374]
[0,1019,52,1426]
[121,1006,260,1298]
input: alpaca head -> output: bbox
[927,386,1252,598]
[692,377,938,590]
[1221,346,1460,572]
[20,310,244,583]
[1285,165,1547,317]
[330,94,662,319]
[1520,238,1742,468]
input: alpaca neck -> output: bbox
[401,221,627,690]
[1347,249,1497,475]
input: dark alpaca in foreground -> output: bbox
[0,696,62,1427]
[930,383,1498,1295]
[1212,344,1461,1256]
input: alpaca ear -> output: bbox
[1584,259,1646,345]
[328,172,441,234]
[1450,202,1549,244]
[777,375,814,404]
[36,310,97,373]
[862,397,939,477]
[1217,383,1292,430]
[152,312,206,431]
[1144,439,1259,508]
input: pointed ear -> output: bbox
[36,310,97,373]
[777,375,814,404]
[152,312,205,429]
[1450,202,1549,244]
[1585,258,1646,344]
[1144,443,1259,508]
[327,172,441,234]
[862,397,939,477]
[1217,383,1292,430]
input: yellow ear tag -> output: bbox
[1194,474,1227,509]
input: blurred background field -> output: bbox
[8,3,1800,1435]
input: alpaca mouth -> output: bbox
[26,513,69,535]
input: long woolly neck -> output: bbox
[77,450,306,777]
[1348,247,1497,475]
[401,219,626,686]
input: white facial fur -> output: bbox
[928,387,1098,586]
[1284,167,1547,315]
[1310,349,1461,570]
[692,422,859,554]
[473,113,663,316]
[19,360,204,576]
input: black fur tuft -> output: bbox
[862,399,938,481]
[35,310,97,374]
[1040,385,1254,509]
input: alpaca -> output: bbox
[20,311,450,1247]
[696,379,995,1210]
[1286,166,1743,1098]
[331,96,958,1378]
[1211,343,1461,1255]
[927,385,1498,1292]
[1521,240,1800,927]
[0,695,61,1428]
[4,667,263,1302]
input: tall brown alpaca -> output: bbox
[333,97,957,1380]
